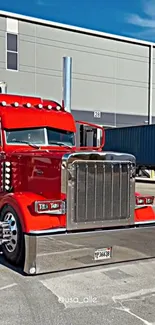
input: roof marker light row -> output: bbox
[0,101,62,111]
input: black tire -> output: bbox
[0,205,25,266]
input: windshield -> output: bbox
[5,127,75,147]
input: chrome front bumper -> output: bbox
[24,225,155,275]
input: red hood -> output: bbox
[7,148,75,160]
[8,149,73,200]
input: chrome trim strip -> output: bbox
[135,220,155,224]
[135,205,155,209]
[28,228,67,235]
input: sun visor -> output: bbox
[2,108,76,132]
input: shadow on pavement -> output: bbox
[0,252,25,276]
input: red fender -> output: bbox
[134,206,155,222]
[134,191,155,222]
[0,192,64,233]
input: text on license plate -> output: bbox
[94,247,112,260]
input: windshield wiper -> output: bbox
[49,141,72,149]
[10,140,40,149]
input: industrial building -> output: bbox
[0,10,154,127]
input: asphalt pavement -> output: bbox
[0,181,155,325]
[1,257,155,325]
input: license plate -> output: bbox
[94,247,112,261]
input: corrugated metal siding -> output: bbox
[104,124,155,166]
[0,16,150,117]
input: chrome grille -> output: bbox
[68,160,132,228]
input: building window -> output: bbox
[6,33,18,71]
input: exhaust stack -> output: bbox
[0,82,7,94]
[62,57,72,113]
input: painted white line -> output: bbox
[0,283,17,291]
[113,288,155,325]
[113,287,155,301]
[114,304,155,325]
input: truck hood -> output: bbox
[8,149,135,200]
[9,149,71,200]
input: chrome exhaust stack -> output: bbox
[62,57,72,113]
[0,81,7,94]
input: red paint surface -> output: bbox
[134,206,155,222]
[0,192,65,232]
[1,107,75,132]
[0,94,73,231]
[9,150,66,199]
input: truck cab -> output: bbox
[0,55,155,275]
[0,92,154,274]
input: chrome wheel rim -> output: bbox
[4,212,18,253]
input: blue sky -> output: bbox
[1,0,155,41]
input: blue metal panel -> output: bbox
[104,124,155,167]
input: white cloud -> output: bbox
[36,0,55,7]
[36,0,45,5]
[129,28,155,39]
[126,0,155,38]
[143,0,155,18]
[127,14,155,28]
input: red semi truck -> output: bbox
[0,57,155,275]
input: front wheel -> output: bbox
[0,205,25,266]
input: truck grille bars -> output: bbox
[67,160,134,230]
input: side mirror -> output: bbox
[75,120,105,150]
